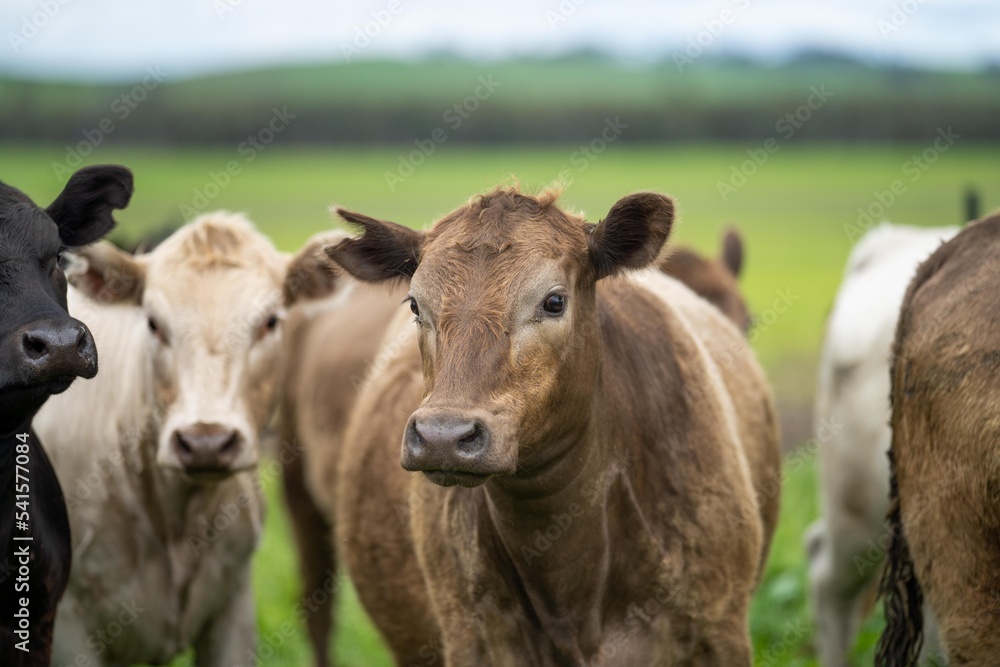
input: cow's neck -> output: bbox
[137,437,223,555]
[1,414,35,442]
[481,407,615,656]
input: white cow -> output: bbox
[34,213,338,665]
[806,222,959,666]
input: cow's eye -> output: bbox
[542,293,566,316]
[408,298,419,318]
[257,313,280,340]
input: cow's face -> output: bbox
[327,189,674,487]
[0,166,132,434]
[71,215,339,480]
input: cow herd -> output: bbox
[0,167,995,666]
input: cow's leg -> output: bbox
[806,515,880,667]
[281,449,335,666]
[193,569,256,666]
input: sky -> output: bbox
[2,0,999,81]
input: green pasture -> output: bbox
[4,143,998,665]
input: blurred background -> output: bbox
[2,1,998,664]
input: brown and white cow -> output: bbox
[279,222,753,665]
[877,213,1000,667]
[32,212,337,665]
[316,186,780,665]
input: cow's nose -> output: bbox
[403,411,490,471]
[20,319,97,380]
[172,423,243,473]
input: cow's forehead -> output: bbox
[144,261,283,319]
[0,199,60,258]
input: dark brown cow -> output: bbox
[659,228,749,332]
[280,226,753,664]
[878,213,1000,667]
[316,186,780,665]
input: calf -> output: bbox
[806,223,957,666]
[280,229,753,665]
[0,166,132,665]
[323,186,781,665]
[32,214,337,665]
[878,213,1000,666]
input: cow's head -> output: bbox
[658,227,750,332]
[69,213,339,480]
[0,165,132,434]
[328,187,674,487]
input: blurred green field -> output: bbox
[3,143,998,665]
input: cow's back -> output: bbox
[888,214,1000,662]
[620,269,780,577]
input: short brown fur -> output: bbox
[281,207,755,663]
[309,186,780,665]
[878,212,1000,666]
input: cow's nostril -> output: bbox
[175,435,193,455]
[458,424,481,446]
[22,334,48,360]
[220,433,239,454]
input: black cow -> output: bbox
[0,166,132,666]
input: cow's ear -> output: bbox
[721,227,743,278]
[283,231,348,305]
[588,192,675,280]
[68,241,145,304]
[325,208,424,283]
[47,165,134,247]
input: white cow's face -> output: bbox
[70,213,343,481]
[141,262,284,477]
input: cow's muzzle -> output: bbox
[171,422,246,478]
[15,317,97,389]
[403,408,513,487]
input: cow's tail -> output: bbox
[875,446,924,667]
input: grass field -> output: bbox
[4,142,998,665]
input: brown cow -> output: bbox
[316,186,780,665]
[659,227,749,332]
[280,224,753,664]
[877,213,1000,667]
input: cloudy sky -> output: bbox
[2,0,998,81]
